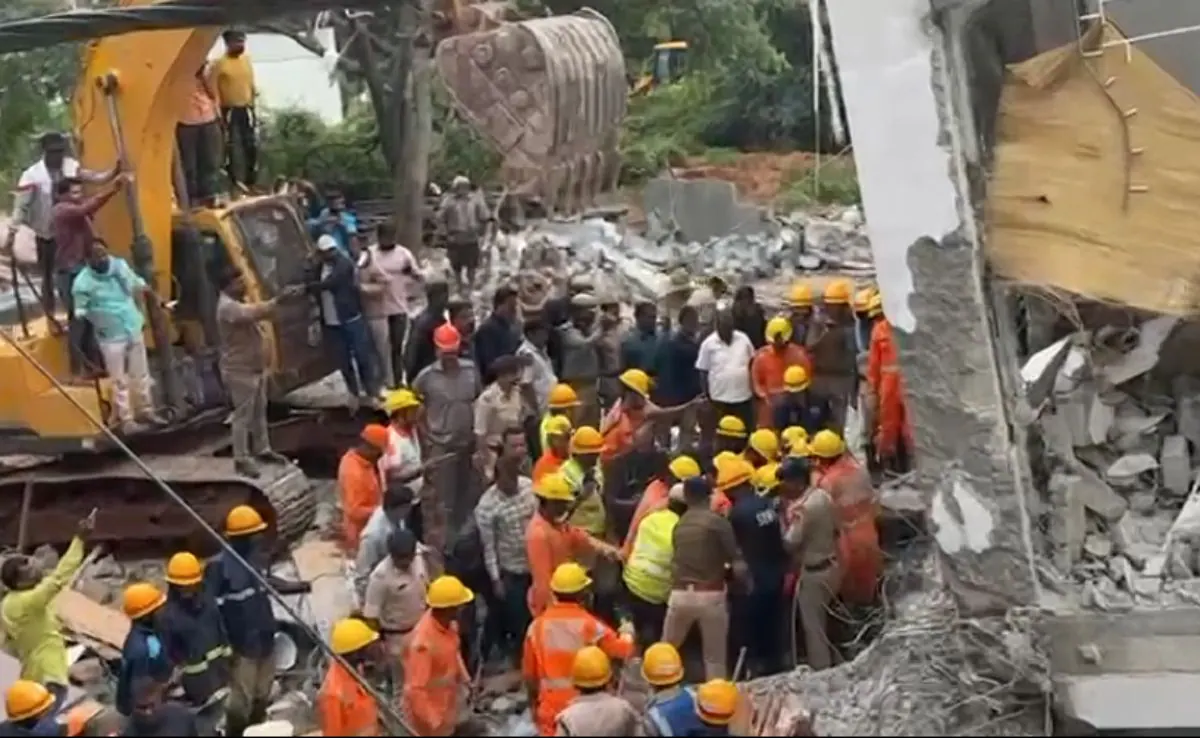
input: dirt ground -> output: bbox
[673,151,820,204]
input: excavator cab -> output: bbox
[632,41,689,96]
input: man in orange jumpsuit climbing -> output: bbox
[338,424,391,552]
[750,317,812,429]
[402,575,474,736]
[319,618,382,737]
[522,562,634,736]
[865,292,913,474]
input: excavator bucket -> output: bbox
[434,8,627,214]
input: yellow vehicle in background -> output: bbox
[631,41,689,96]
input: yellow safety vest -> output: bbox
[623,509,679,605]
[560,458,607,536]
[539,413,564,453]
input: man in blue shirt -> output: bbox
[725,467,786,678]
[116,583,172,718]
[620,301,660,373]
[306,189,358,255]
[652,306,702,450]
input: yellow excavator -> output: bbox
[0,0,627,550]
[631,40,689,96]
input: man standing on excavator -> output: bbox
[209,29,258,188]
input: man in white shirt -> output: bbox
[516,319,556,458]
[369,222,420,384]
[695,309,756,444]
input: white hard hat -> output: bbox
[316,235,338,252]
[452,175,470,188]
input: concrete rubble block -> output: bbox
[1099,315,1179,386]
[1057,385,1095,448]
[1166,539,1196,579]
[1022,336,1074,410]
[1161,435,1191,495]
[1143,553,1167,579]
[1178,393,1200,451]
[1128,491,1158,515]
[1107,554,1134,586]
[1072,466,1129,521]
[1048,473,1088,569]
[1089,394,1117,445]
[642,178,765,244]
[1105,452,1158,488]
[1132,575,1162,598]
[1083,533,1113,560]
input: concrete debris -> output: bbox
[1097,316,1179,386]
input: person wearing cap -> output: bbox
[600,368,697,468]
[402,576,474,736]
[318,617,382,737]
[473,354,525,480]
[213,505,309,737]
[662,475,743,681]
[780,426,808,457]
[338,424,391,552]
[558,292,603,426]
[379,388,425,483]
[641,642,702,737]
[533,414,573,484]
[413,322,483,552]
[437,175,491,292]
[362,528,431,699]
[475,286,523,385]
[723,456,786,677]
[751,317,813,429]
[159,552,231,717]
[809,430,881,614]
[771,365,833,438]
[209,29,258,186]
[216,268,306,478]
[5,131,115,317]
[623,480,689,648]
[696,310,756,448]
[1,680,64,737]
[553,647,640,736]
[116,584,172,718]
[651,304,704,450]
[713,415,748,458]
[753,463,780,499]
[518,318,557,458]
[693,679,740,736]
[404,280,452,382]
[522,562,633,736]
[560,426,608,539]
[309,233,378,401]
[806,279,858,433]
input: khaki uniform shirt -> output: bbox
[216,292,272,376]
[473,382,525,450]
[785,488,839,568]
[554,693,643,737]
[362,554,431,633]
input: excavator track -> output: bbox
[0,453,317,554]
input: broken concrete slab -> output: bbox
[1083,533,1113,559]
[1021,335,1074,409]
[642,178,765,243]
[1161,435,1190,495]
[1070,466,1129,521]
[1099,315,1179,386]
[279,540,354,640]
[1105,453,1158,486]
[1088,395,1116,445]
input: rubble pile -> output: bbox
[1025,314,1200,611]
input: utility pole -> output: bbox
[392,0,434,254]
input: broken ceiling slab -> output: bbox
[1021,335,1074,409]
[1105,453,1158,486]
[1099,316,1181,387]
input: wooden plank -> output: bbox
[55,589,130,651]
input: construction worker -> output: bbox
[781,426,808,457]
[1,681,61,737]
[318,618,382,737]
[560,426,608,538]
[540,383,581,452]
[362,528,431,698]
[782,444,842,671]
[623,483,688,648]
[692,679,740,736]
[523,563,634,736]
[852,286,879,357]
[786,282,815,346]
[160,553,231,716]
[865,292,913,474]
[401,576,473,737]
[526,472,620,617]
[339,424,391,553]
[533,415,573,483]
[623,454,701,556]
[722,457,786,677]
[772,365,834,436]
[750,317,812,429]
[713,416,747,457]
[116,583,172,718]
[214,505,308,738]
[379,388,424,481]
[641,642,701,737]
[744,428,779,468]
[0,512,93,705]
[661,476,743,681]
[553,647,641,736]
[753,463,780,499]
[806,279,857,433]
[809,430,881,610]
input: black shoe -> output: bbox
[234,459,261,479]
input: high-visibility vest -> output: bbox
[560,459,607,536]
[622,509,679,605]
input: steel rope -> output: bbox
[0,328,416,735]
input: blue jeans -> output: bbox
[325,317,377,397]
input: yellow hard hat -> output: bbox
[570,425,605,455]
[544,414,573,437]
[535,472,574,501]
[754,463,780,493]
[165,552,204,586]
[715,456,755,492]
[787,282,814,308]
[641,642,684,686]
[122,582,167,620]
[619,368,652,398]
[426,575,475,609]
[713,450,740,467]
[696,679,740,725]
[330,617,380,655]
[550,562,593,595]
[781,426,808,450]
[225,504,267,537]
[764,316,792,343]
[548,383,581,409]
[748,429,780,460]
[5,680,54,722]
[853,286,878,312]
[383,388,421,414]
[668,455,701,480]
[571,645,612,688]
[783,365,810,391]
[867,291,884,317]
[716,415,748,439]
[809,429,846,459]
[823,279,853,305]
[789,440,812,458]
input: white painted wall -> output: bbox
[208,29,344,125]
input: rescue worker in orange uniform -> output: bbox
[533,415,573,484]
[522,563,634,736]
[525,473,620,618]
[318,618,382,737]
[809,430,881,609]
[865,292,913,474]
[338,424,391,552]
[402,576,474,736]
[750,317,812,429]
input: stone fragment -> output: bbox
[1105,453,1158,485]
[1178,393,1200,449]
[1132,575,1162,597]
[1071,467,1128,521]
[1107,554,1133,585]
[1161,435,1190,495]
[1143,553,1167,578]
[1129,492,1158,515]
[1058,386,1093,448]
[1083,533,1113,560]
[1088,395,1115,445]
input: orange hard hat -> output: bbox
[433,323,461,351]
[361,423,390,450]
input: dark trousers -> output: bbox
[488,571,531,659]
[221,106,257,186]
[523,415,542,462]
[325,317,377,397]
[625,587,667,651]
[55,265,97,375]
[177,120,220,203]
[385,313,409,383]
[35,236,55,315]
[47,682,67,713]
[739,582,784,677]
